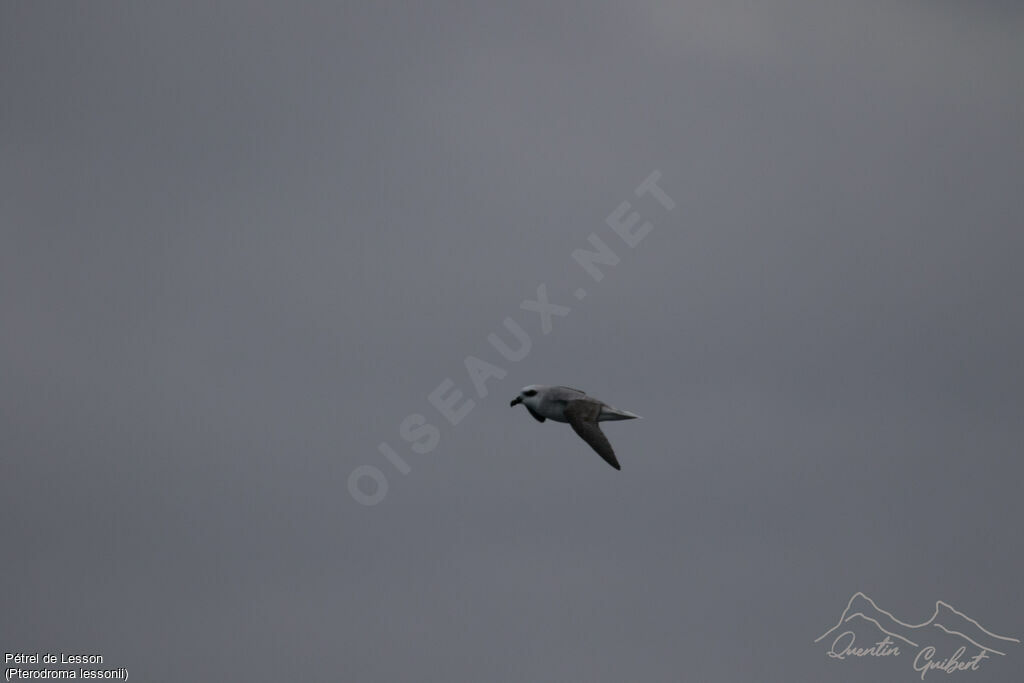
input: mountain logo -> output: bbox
[815,592,1019,679]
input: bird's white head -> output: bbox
[509,385,542,409]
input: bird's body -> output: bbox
[510,385,640,470]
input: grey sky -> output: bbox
[2,2,1022,681]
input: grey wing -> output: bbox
[564,400,621,470]
[548,386,587,402]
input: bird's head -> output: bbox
[510,385,541,408]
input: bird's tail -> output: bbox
[598,406,641,421]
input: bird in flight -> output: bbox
[510,385,641,470]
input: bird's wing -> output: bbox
[545,386,587,404]
[564,400,621,470]
[525,405,546,423]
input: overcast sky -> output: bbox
[2,2,1022,681]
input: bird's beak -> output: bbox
[510,396,522,407]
